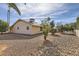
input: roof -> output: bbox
[11,19,41,29]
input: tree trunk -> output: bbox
[44,36,47,40]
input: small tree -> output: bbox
[41,17,51,40]
[50,20,55,35]
[56,22,64,33]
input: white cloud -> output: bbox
[55,16,76,25]
[15,3,69,24]
[16,3,65,16]
[49,10,68,16]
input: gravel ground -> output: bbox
[0,33,79,56]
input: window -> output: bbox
[26,26,29,30]
[17,27,19,30]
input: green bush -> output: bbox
[50,28,56,35]
[0,19,8,32]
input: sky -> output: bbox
[0,3,79,25]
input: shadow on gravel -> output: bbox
[53,34,61,37]
[51,34,61,37]
[43,40,53,47]
[0,33,42,40]
[37,40,61,56]
[63,33,76,36]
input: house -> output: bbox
[10,19,42,35]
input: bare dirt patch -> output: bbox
[0,44,8,55]
[0,33,79,56]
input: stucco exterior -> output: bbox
[11,20,41,35]
[75,30,79,37]
[32,25,41,34]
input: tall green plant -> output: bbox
[41,17,51,40]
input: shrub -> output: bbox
[0,19,8,32]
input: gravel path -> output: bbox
[0,33,79,56]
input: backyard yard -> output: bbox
[0,33,79,56]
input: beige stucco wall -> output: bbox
[32,26,41,34]
[11,21,32,34]
[11,21,42,34]
[75,30,79,37]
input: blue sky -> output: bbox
[0,3,79,25]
